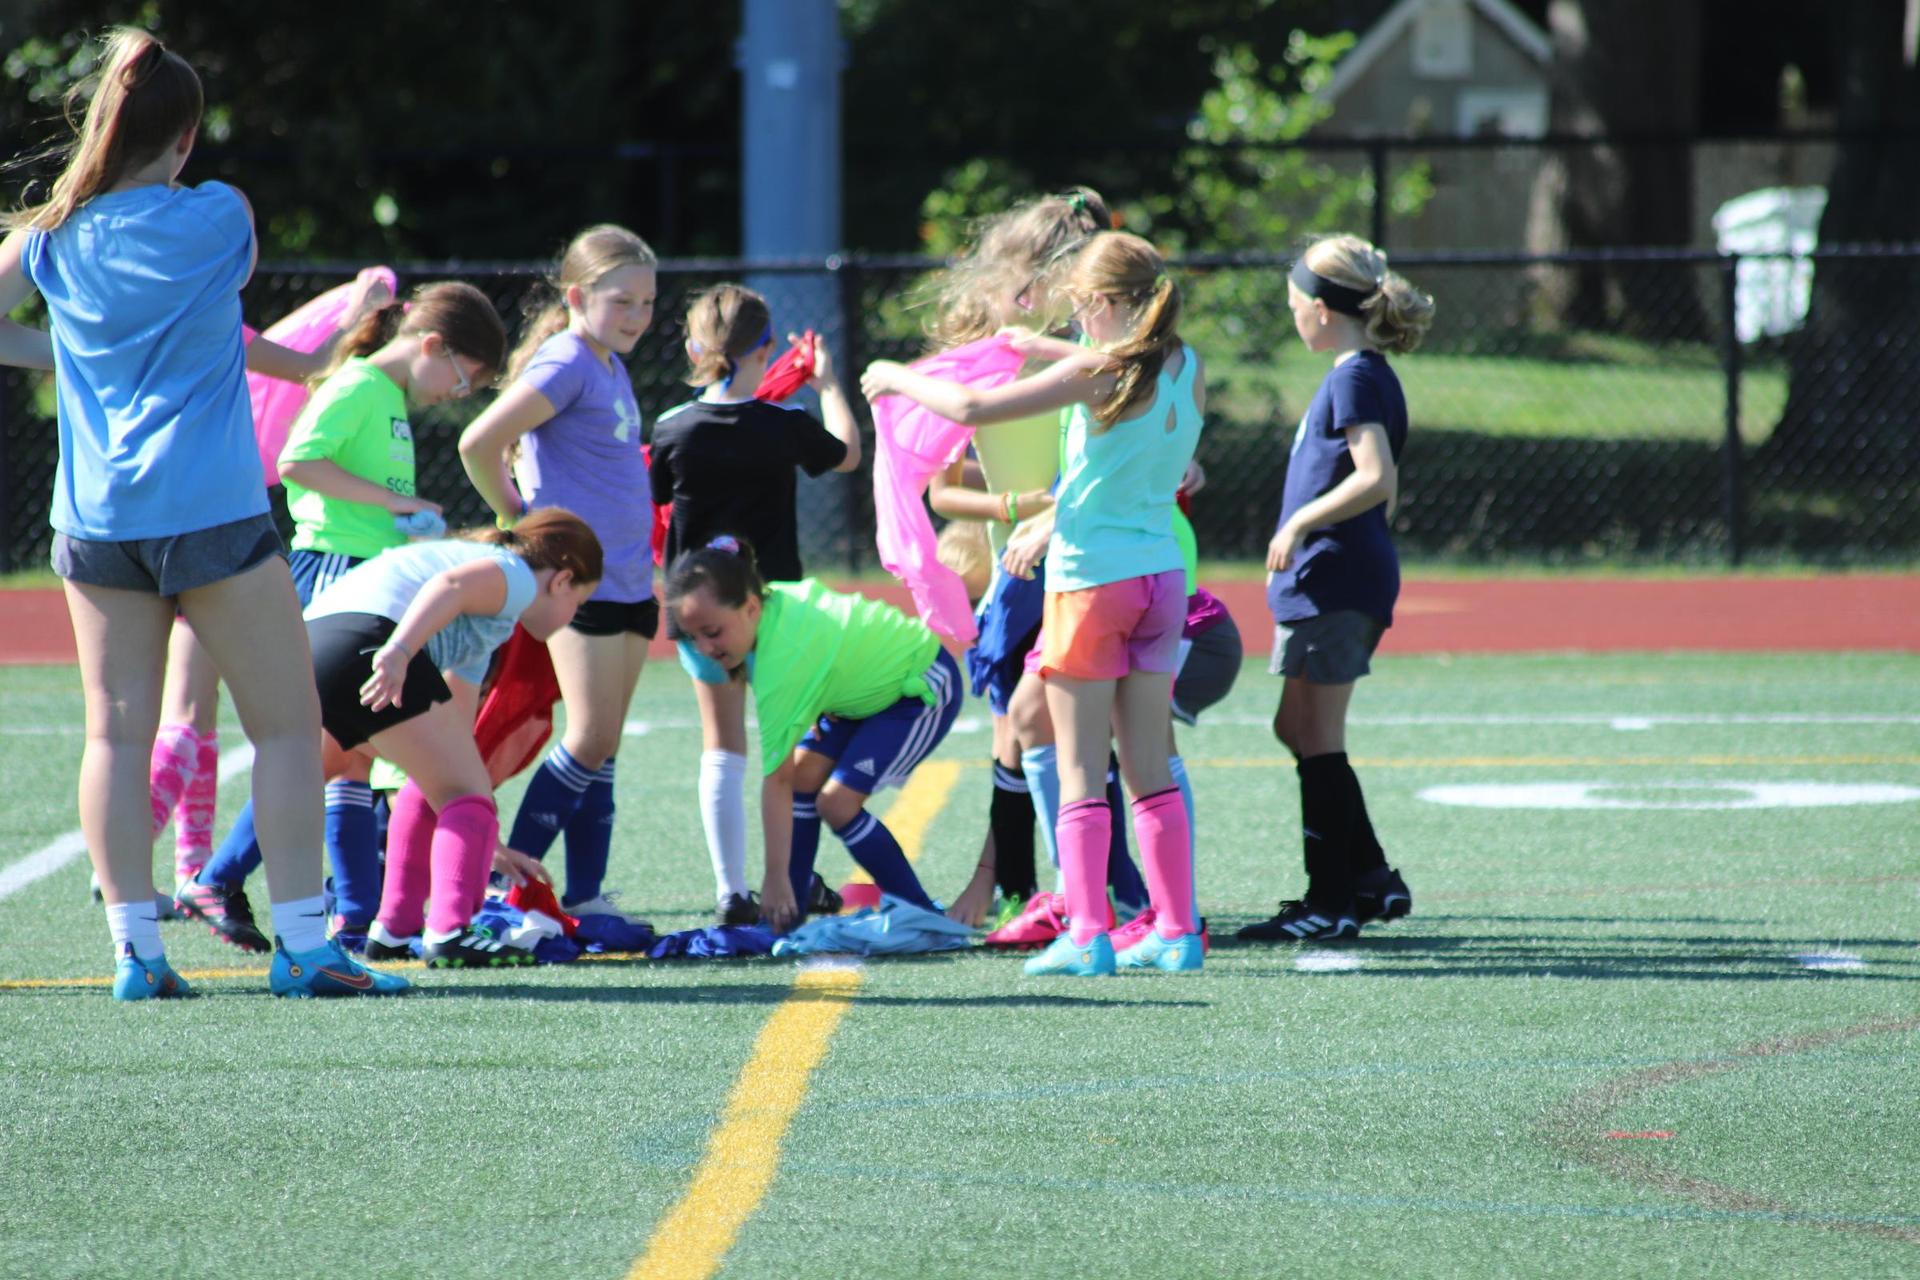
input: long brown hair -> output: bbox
[6,28,204,233]
[506,224,656,382]
[321,282,508,385]
[462,507,603,586]
[929,187,1112,349]
[683,283,772,388]
[1066,232,1183,430]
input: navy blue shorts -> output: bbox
[798,648,963,795]
[965,564,1045,716]
[287,548,365,608]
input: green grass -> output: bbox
[1210,341,1786,445]
[2,652,1917,1278]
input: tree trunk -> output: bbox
[1768,0,1920,463]
[1526,0,1708,338]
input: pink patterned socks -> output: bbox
[174,729,218,881]
[148,722,198,842]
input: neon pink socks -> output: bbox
[1132,787,1197,938]
[427,795,499,936]
[374,784,500,939]
[376,782,437,938]
[1057,796,1111,945]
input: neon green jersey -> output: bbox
[280,358,413,559]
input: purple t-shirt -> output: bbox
[517,331,652,603]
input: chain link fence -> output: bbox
[1,245,1915,575]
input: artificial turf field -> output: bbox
[1,651,1916,1279]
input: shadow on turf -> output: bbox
[409,982,1211,1008]
[1209,921,1920,983]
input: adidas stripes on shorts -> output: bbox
[798,649,963,795]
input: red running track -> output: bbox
[3,576,1914,665]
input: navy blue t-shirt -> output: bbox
[1267,350,1408,627]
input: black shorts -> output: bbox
[307,612,452,750]
[571,597,660,639]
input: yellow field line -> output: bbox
[627,760,959,1280]
[626,963,862,1280]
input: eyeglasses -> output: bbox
[441,346,472,399]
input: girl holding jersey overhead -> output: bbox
[459,224,657,923]
[862,231,1204,977]
[665,539,957,933]
[648,283,860,924]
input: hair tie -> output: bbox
[1067,192,1087,214]
[706,535,741,555]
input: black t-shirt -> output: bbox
[648,398,848,583]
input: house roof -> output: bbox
[1322,0,1553,103]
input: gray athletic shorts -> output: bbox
[1172,615,1244,725]
[1269,610,1384,684]
[52,513,284,597]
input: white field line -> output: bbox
[0,745,255,903]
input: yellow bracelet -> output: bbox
[1004,490,1018,524]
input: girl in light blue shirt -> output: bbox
[0,29,412,1000]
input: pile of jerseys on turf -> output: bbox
[464,885,978,964]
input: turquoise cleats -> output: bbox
[271,936,411,998]
[1116,929,1204,972]
[1023,931,1116,977]
[111,944,194,1001]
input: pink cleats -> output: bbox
[983,891,1069,949]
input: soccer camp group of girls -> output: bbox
[0,31,1437,1000]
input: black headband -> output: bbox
[1290,259,1373,317]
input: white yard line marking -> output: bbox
[1792,952,1866,972]
[1294,950,1366,973]
[0,745,254,903]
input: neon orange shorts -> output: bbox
[1034,570,1187,681]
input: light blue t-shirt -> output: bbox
[22,181,265,540]
[304,540,538,685]
[1046,344,1203,592]
[516,331,652,604]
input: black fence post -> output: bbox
[1369,140,1389,250]
[831,254,864,574]
[1718,254,1746,567]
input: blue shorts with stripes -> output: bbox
[799,648,963,795]
[287,548,366,608]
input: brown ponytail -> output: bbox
[5,29,204,233]
[1065,232,1184,430]
[683,284,773,388]
[319,281,507,385]
[462,507,602,586]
